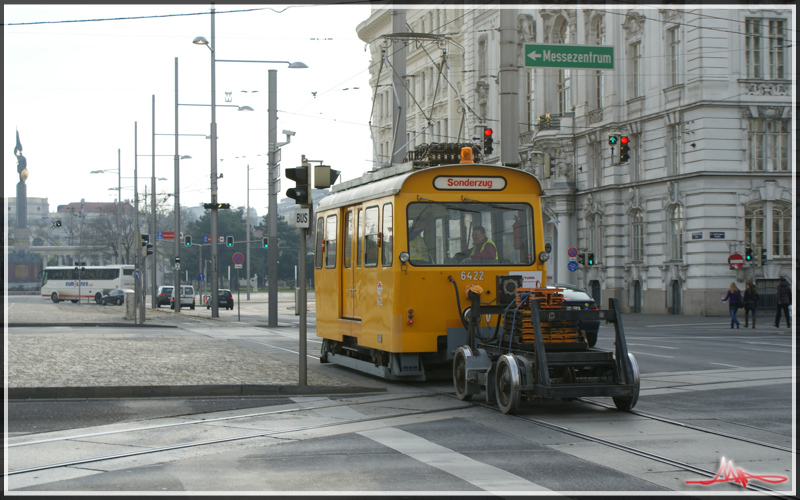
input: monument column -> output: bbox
[14,129,30,249]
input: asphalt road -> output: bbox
[6,308,794,494]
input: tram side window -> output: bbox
[357,209,363,268]
[382,203,393,267]
[364,206,379,267]
[325,215,337,268]
[343,211,353,268]
[315,217,324,269]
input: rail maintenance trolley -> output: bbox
[313,145,639,413]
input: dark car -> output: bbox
[208,289,234,310]
[549,284,600,347]
[156,286,174,307]
[100,288,130,306]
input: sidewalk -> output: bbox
[6,294,385,400]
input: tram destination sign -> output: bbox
[525,44,614,70]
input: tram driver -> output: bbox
[456,225,498,263]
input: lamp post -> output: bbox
[215,60,307,326]
[89,149,122,264]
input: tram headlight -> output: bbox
[538,251,550,262]
[399,251,410,263]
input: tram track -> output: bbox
[6,393,467,477]
[7,388,792,494]
[458,394,793,496]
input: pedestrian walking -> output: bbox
[773,277,792,328]
[743,283,759,328]
[722,282,742,329]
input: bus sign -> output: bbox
[525,44,614,69]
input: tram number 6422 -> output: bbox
[460,271,484,281]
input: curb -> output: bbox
[8,323,178,328]
[8,384,386,400]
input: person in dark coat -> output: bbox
[774,277,792,328]
[743,283,759,328]
[722,282,742,329]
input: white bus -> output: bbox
[41,265,135,304]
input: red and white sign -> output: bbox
[728,253,744,270]
[232,252,244,265]
[567,246,578,258]
[162,231,175,240]
[433,176,506,191]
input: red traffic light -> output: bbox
[484,128,493,136]
[620,136,629,144]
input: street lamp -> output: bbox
[214,60,307,327]
[135,152,191,308]
[90,149,122,263]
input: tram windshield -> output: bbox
[407,201,535,266]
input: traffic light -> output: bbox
[185,235,192,246]
[745,246,753,262]
[608,134,619,147]
[226,236,234,248]
[203,202,231,210]
[262,237,269,249]
[141,233,153,257]
[619,136,630,163]
[587,253,595,266]
[758,245,767,267]
[577,252,586,265]
[483,128,494,155]
[285,166,310,205]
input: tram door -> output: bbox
[341,208,362,320]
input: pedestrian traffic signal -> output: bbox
[262,237,269,249]
[587,253,595,266]
[226,236,234,247]
[608,134,619,146]
[285,166,310,206]
[577,252,586,265]
[185,235,192,246]
[619,136,630,163]
[483,128,494,155]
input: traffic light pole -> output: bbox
[298,223,307,386]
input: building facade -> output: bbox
[357,6,793,315]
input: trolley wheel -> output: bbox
[613,353,640,411]
[320,339,331,363]
[495,354,521,414]
[51,292,59,303]
[453,346,473,401]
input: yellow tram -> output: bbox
[313,148,550,380]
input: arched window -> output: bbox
[631,210,644,262]
[592,16,605,109]
[556,19,571,113]
[669,205,683,260]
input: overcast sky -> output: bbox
[5,3,375,218]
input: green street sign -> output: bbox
[525,44,614,70]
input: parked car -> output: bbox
[207,289,234,310]
[100,288,132,306]
[156,286,174,307]
[549,284,600,347]
[170,285,196,310]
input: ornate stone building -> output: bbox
[358,6,793,315]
